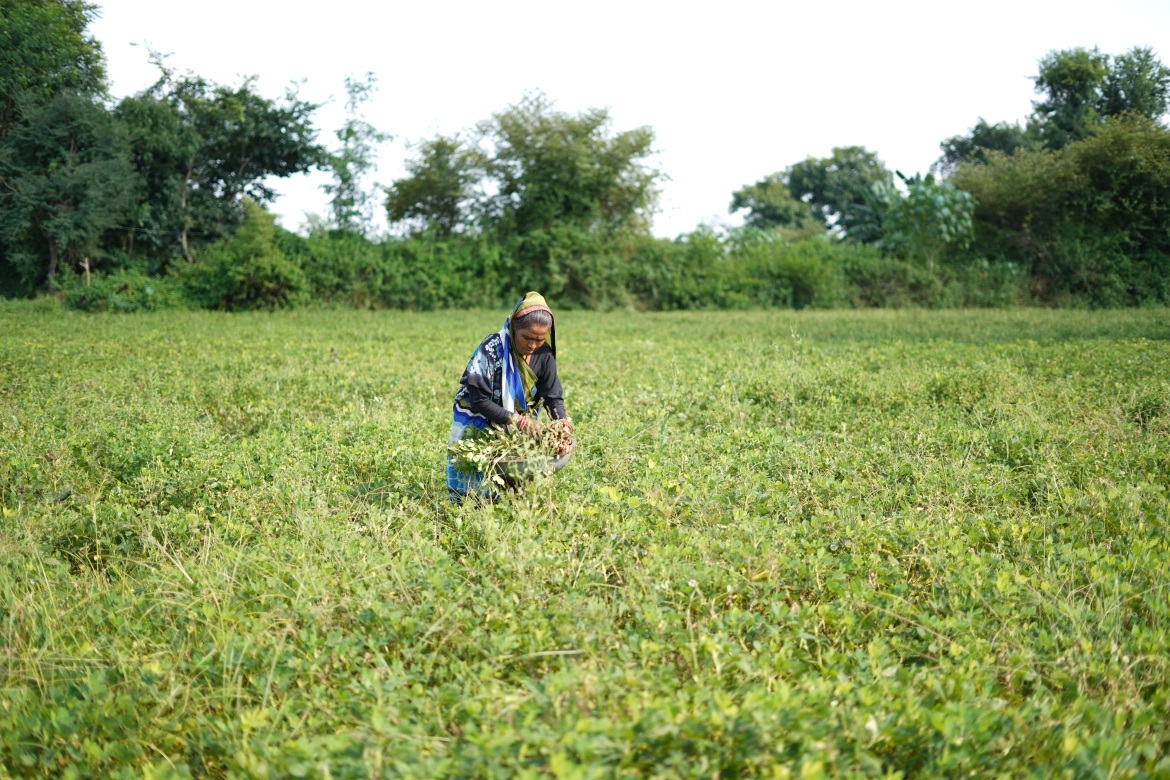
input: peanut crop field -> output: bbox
[2,301,1169,778]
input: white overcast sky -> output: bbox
[89,0,1170,239]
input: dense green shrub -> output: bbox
[179,201,308,311]
[638,228,725,310]
[728,236,848,309]
[937,260,1029,307]
[285,229,383,306]
[838,249,944,308]
[58,269,189,312]
[41,192,1160,313]
[618,234,689,310]
[383,235,510,310]
[0,246,36,299]
[287,230,512,310]
[620,232,859,311]
[953,115,1170,306]
[505,225,641,310]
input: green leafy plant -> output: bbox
[450,418,573,486]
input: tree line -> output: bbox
[2,0,1169,310]
[730,47,1170,307]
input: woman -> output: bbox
[447,292,573,502]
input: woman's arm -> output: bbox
[532,348,568,420]
[463,383,512,426]
[458,335,513,426]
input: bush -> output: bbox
[618,235,689,311]
[657,227,727,310]
[615,232,854,311]
[180,201,308,311]
[838,249,944,308]
[938,260,1028,307]
[288,229,383,306]
[381,236,509,310]
[952,115,1170,306]
[727,236,848,309]
[58,269,189,312]
[287,230,513,310]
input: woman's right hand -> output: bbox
[512,413,543,438]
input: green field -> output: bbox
[2,302,1169,778]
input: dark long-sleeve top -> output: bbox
[454,335,566,426]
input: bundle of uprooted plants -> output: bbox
[450,418,573,486]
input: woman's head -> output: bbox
[513,319,549,356]
[513,308,552,331]
[510,292,554,357]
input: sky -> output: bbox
[89,0,1170,239]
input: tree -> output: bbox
[112,65,326,265]
[478,93,659,237]
[729,174,820,232]
[472,93,661,300]
[1032,47,1111,149]
[0,0,106,136]
[1032,46,1170,150]
[387,94,659,247]
[385,135,480,237]
[935,47,1169,178]
[111,90,198,267]
[1100,47,1170,120]
[322,72,391,236]
[848,177,899,246]
[935,119,1032,176]
[784,146,890,235]
[0,91,135,287]
[1,0,112,295]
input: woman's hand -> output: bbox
[511,413,543,438]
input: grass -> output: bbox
[1,301,1169,777]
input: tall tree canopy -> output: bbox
[1031,46,1113,149]
[1099,47,1170,120]
[386,135,480,238]
[936,119,1031,176]
[323,73,390,236]
[386,94,660,240]
[941,46,1170,172]
[0,0,106,135]
[0,91,135,285]
[112,69,325,265]
[728,174,820,232]
[734,147,889,237]
[479,93,659,238]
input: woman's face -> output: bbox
[514,324,549,356]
